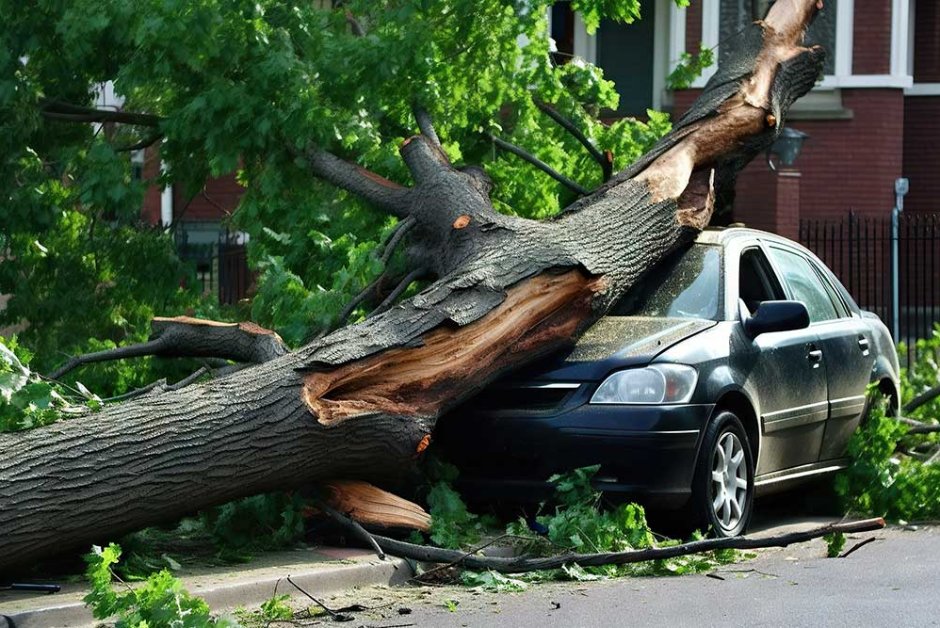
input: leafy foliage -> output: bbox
[2,0,682,353]
[900,325,940,420]
[199,492,311,557]
[824,531,845,558]
[506,465,738,578]
[424,465,738,582]
[84,543,239,627]
[834,402,940,521]
[0,335,93,431]
[666,47,715,90]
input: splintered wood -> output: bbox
[323,480,431,531]
[302,270,604,425]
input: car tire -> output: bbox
[690,411,755,538]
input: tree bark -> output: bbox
[0,0,825,573]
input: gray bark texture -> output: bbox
[0,0,824,573]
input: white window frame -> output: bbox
[904,0,940,96]
[565,0,673,111]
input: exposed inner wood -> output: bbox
[302,270,604,425]
[152,316,282,339]
[322,480,431,531]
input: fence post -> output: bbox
[891,178,909,342]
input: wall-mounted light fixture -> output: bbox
[766,126,809,172]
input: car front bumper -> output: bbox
[436,396,715,509]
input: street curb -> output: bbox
[2,555,414,628]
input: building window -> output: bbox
[550,2,576,64]
[719,0,837,76]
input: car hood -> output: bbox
[507,316,717,382]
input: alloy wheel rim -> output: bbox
[710,432,748,532]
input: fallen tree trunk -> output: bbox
[0,0,825,573]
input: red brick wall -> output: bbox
[790,89,903,218]
[852,1,892,74]
[914,0,940,82]
[903,96,940,213]
[176,173,244,222]
[670,88,904,221]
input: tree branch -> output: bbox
[40,99,162,127]
[903,385,940,414]
[380,215,416,265]
[487,133,590,196]
[369,267,430,317]
[328,511,884,574]
[413,104,441,146]
[399,134,452,184]
[306,148,412,217]
[48,317,288,379]
[114,132,165,152]
[534,99,612,181]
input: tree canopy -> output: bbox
[1,0,688,374]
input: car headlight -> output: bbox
[590,364,698,405]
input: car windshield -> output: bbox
[609,243,722,320]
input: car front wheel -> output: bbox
[691,411,755,537]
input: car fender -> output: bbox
[700,364,764,468]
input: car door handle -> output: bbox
[858,337,870,356]
[807,348,823,366]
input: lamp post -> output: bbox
[766,127,809,172]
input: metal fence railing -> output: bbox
[800,211,940,359]
[177,232,251,306]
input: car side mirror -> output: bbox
[742,300,810,337]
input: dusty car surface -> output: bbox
[436,227,900,537]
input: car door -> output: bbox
[767,246,876,461]
[735,246,828,475]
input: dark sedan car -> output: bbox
[436,227,900,537]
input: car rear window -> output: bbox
[610,244,722,320]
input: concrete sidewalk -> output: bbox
[0,546,413,627]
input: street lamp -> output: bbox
[766,127,809,171]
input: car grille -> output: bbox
[470,383,581,413]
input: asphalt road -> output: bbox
[315,516,938,628]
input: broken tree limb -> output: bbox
[340,515,886,574]
[0,0,824,572]
[48,317,288,379]
[903,385,940,414]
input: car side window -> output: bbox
[738,248,785,315]
[767,246,839,323]
[810,264,851,319]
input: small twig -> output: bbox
[380,216,416,266]
[533,99,612,181]
[49,338,167,380]
[101,379,167,403]
[316,501,386,560]
[114,132,164,152]
[344,9,366,37]
[285,576,353,621]
[487,133,590,196]
[840,536,879,558]
[411,534,512,584]
[368,267,429,317]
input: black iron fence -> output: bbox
[177,232,251,305]
[800,211,940,355]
